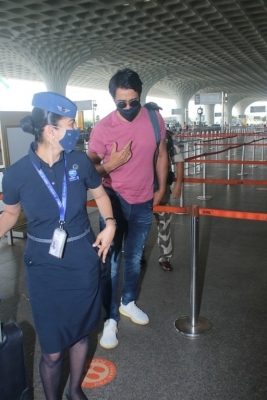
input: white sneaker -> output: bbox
[100,319,118,349]
[119,301,149,325]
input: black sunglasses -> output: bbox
[116,99,140,109]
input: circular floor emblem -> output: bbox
[82,358,117,388]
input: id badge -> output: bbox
[49,228,67,258]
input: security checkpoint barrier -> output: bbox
[85,200,267,337]
[1,194,267,338]
[176,133,240,176]
[154,203,267,336]
[183,135,267,200]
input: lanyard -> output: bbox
[31,158,67,228]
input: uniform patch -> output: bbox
[68,169,79,181]
[57,105,70,113]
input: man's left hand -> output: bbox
[153,189,165,206]
[172,184,182,199]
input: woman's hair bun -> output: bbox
[20,115,35,135]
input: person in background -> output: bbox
[143,102,184,272]
[88,68,168,349]
[0,92,115,400]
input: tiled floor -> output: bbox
[1,134,267,399]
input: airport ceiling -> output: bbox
[0,0,267,102]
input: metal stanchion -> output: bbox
[84,139,88,153]
[7,230,14,246]
[249,143,257,168]
[231,135,236,156]
[197,156,212,200]
[175,205,212,337]
[225,136,229,159]
[227,148,231,180]
[260,138,265,161]
[237,144,248,176]
[180,183,184,207]
[184,142,189,176]
[234,134,238,154]
[192,143,197,175]
[196,141,201,174]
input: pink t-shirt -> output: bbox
[88,107,165,204]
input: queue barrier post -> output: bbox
[180,183,184,207]
[227,148,231,180]
[250,142,257,169]
[7,231,14,246]
[231,134,237,156]
[174,205,213,337]
[197,156,212,201]
[227,135,230,156]
[192,143,197,175]
[260,138,265,161]
[196,141,201,174]
[237,144,248,176]
[184,142,189,176]
[198,142,202,174]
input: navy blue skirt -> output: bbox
[23,229,101,354]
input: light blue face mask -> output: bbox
[59,128,81,153]
[52,126,81,153]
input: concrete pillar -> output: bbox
[38,67,69,95]
[174,94,187,126]
[204,104,215,126]
[139,69,168,105]
[235,102,247,117]
[12,42,92,95]
[235,99,258,117]
[225,102,233,125]
[141,85,150,105]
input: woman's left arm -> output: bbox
[89,185,116,262]
[0,203,22,238]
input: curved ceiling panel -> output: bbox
[0,0,266,100]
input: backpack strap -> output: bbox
[144,105,161,191]
[144,106,161,146]
[166,130,174,159]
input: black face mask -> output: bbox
[117,103,141,122]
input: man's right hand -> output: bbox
[109,141,132,170]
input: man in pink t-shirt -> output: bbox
[88,68,168,350]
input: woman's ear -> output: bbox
[43,124,55,139]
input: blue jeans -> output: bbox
[100,187,153,322]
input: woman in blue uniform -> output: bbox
[0,92,116,400]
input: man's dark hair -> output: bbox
[109,68,143,98]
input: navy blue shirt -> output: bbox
[2,142,102,238]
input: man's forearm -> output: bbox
[94,162,114,177]
[156,157,168,191]
[176,162,184,187]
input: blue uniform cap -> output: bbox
[32,92,77,118]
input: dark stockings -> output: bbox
[68,336,89,400]
[39,351,63,400]
[39,336,89,400]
